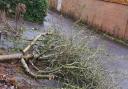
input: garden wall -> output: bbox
[49,0,128,40]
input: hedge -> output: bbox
[0,0,48,23]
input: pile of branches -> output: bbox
[0,31,111,89]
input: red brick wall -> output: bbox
[49,0,128,40]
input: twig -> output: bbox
[29,52,66,74]
[63,82,83,89]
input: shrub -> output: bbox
[23,0,48,23]
[0,0,48,23]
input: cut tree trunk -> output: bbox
[0,53,33,62]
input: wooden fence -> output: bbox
[102,0,128,5]
[49,0,128,40]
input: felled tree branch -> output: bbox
[20,32,54,79]
[21,58,50,79]
[0,53,33,62]
[23,33,51,53]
